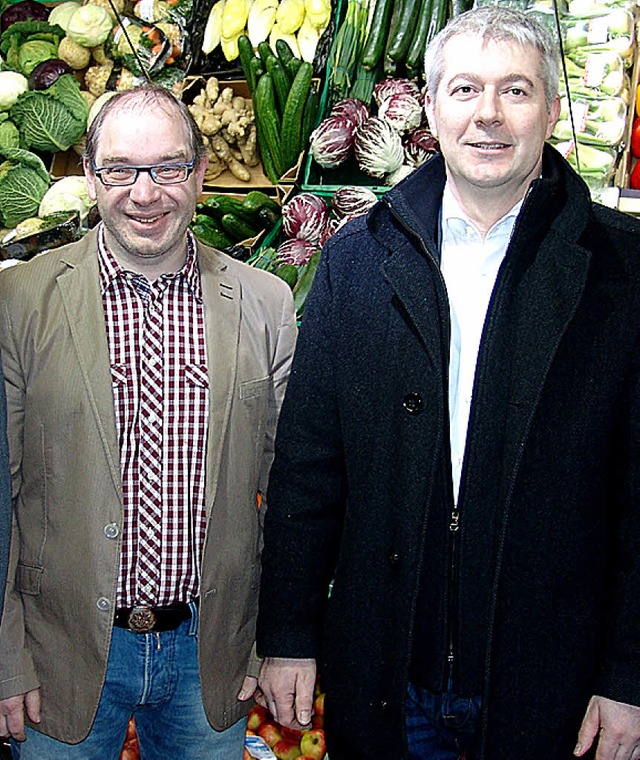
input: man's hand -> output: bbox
[0,689,41,741]
[575,695,640,759]
[256,657,316,730]
[237,675,258,701]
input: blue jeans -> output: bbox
[406,681,482,760]
[11,602,246,760]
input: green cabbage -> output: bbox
[10,73,88,153]
[0,114,20,149]
[0,20,64,76]
[66,3,113,47]
[0,147,50,227]
[17,39,58,75]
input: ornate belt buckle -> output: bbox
[127,606,157,633]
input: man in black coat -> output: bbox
[256,6,640,759]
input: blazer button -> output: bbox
[388,552,400,566]
[402,393,423,414]
[103,523,119,539]
[96,597,111,612]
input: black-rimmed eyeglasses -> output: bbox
[91,157,197,186]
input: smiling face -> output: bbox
[85,100,206,276]
[425,34,560,208]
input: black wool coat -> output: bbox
[257,146,640,759]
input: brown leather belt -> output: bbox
[113,601,195,633]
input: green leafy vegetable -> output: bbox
[17,38,58,75]
[0,113,20,148]
[0,20,64,74]
[0,147,50,227]
[10,73,88,152]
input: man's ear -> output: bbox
[83,157,98,202]
[546,94,561,140]
[425,92,438,139]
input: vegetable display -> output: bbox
[0,147,51,227]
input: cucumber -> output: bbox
[221,213,260,242]
[361,0,395,70]
[242,190,281,216]
[238,34,258,92]
[286,55,303,79]
[426,0,449,47]
[281,61,313,171]
[405,0,432,73]
[191,222,234,249]
[293,248,321,317]
[249,56,264,90]
[266,54,291,116]
[256,205,280,230]
[387,0,423,63]
[275,37,296,67]
[300,81,320,149]
[249,246,279,270]
[204,195,256,224]
[253,73,285,182]
[383,0,403,76]
[274,263,298,288]
[257,41,273,68]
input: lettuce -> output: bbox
[0,147,50,227]
[10,73,88,153]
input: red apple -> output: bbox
[247,704,269,732]
[257,719,283,748]
[272,738,303,759]
[300,728,326,760]
[281,725,304,743]
[311,713,324,729]
[313,692,325,718]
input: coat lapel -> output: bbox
[56,239,122,499]
[198,246,240,512]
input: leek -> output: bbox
[327,0,370,106]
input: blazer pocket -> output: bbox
[15,563,43,595]
[239,377,269,400]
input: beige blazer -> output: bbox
[0,227,297,741]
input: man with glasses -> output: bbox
[0,84,296,759]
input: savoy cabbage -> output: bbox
[0,147,50,227]
[10,73,88,153]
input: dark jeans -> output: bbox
[406,681,482,760]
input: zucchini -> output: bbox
[383,0,403,76]
[253,73,285,181]
[275,37,296,66]
[281,61,313,171]
[405,0,432,73]
[238,34,258,92]
[293,248,321,317]
[361,0,395,70]
[266,54,291,116]
[221,212,260,242]
[426,0,449,47]
[242,190,281,216]
[387,0,423,63]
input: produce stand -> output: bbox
[0,0,639,754]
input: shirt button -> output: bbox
[103,523,119,539]
[96,597,111,612]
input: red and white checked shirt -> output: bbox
[98,225,209,608]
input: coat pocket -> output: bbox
[239,376,269,400]
[15,563,43,595]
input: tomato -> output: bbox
[630,159,640,189]
[636,84,640,118]
[631,118,640,158]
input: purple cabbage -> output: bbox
[373,78,421,108]
[28,58,73,90]
[354,116,404,179]
[404,128,439,167]
[309,115,357,169]
[1,0,49,31]
[330,97,370,128]
[378,93,424,135]
[282,193,330,244]
[276,238,317,266]
[331,185,378,219]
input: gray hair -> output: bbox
[83,84,208,166]
[424,6,560,108]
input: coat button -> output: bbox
[402,393,423,414]
[388,552,400,566]
[103,523,119,539]
[96,597,111,612]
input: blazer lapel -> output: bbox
[56,242,122,500]
[199,247,240,512]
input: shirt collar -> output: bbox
[97,223,202,302]
[441,183,524,240]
